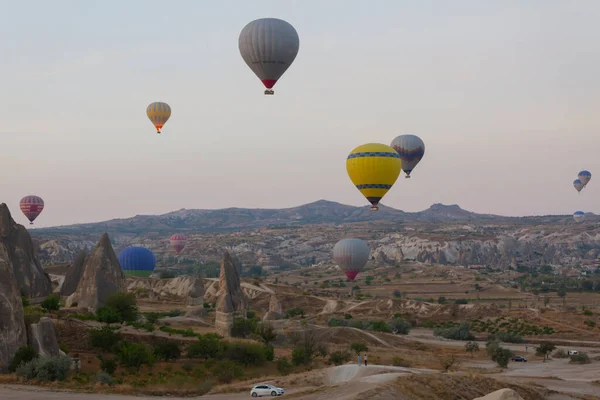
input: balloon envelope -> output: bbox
[390,134,425,178]
[573,179,583,193]
[146,102,171,133]
[239,18,299,94]
[19,195,44,224]
[170,233,187,253]
[333,238,370,281]
[118,247,156,277]
[578,170,591,186]
[573,211,585,223]
[346,143,401,210]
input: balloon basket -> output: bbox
[405,175,411,179]
[264,89,274,95]
[30,222,33,225]
[370,206,379,211]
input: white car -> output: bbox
[250,384,285,397]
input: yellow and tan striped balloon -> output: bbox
[146,102,171,134]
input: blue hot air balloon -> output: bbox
[578,170,592,187]
[118,247,156,277]
[573,211,585,223]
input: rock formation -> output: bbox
[126,275,205,304]
[66,233,125,311]
[473,389,524,400]
[60,250,87,296]
[263,294,283,320]
[0,203,51,298]
[215,252,247,337]
[28,317,60,357]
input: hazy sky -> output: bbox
[1,1,599,227]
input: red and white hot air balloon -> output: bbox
[170,233,187,253]
[19,195,44,225]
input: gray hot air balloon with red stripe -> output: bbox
[238,18,300,95]
[333,238,370,281]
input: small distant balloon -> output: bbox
[146,102,171,134]
[390,134,425,178]
[170,233,187,254]
[333,238,370,281]
[573,179,583,193]
[19,195,44,225]
[578,170,591,187]
[346,143,402,211]
[239,18,300,95]
[573,211,585,223]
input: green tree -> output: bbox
[105,293,138,322]
[41,295,61,312]
[535,341,556,362]
[465,341,480,358]
[187,334,223,360]
[557,287,567,298]
[253,322,277,345]
[153,341,181,361]
[117,342,154,370]
[350,343,369,354]
[211,360,244,383]
[544,296,550,307]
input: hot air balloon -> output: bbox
[19,195,44,225]
[170,233,187,254]
[239,18,300,95]
[333,238,370,281]
[573,211,585,223]
[574,179,584,193]
[346,143,402,211]
[118,247,156,277]
[390,134,425,178]
[578,170,592,187]
[146,102,171,134]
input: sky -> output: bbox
[1,0,599,228]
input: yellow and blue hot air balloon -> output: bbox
[346,143,402,211]
[146,102,171,134]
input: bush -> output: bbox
[89,326,122,352]
[99,357,117,374]
[583,309,593,316]
[437,296,447,304]
[393,289,402,298]
[291,347,309,366]
[223,342,267,367]
[231,317,257,338]
[434,322,474,341]
[211,360,243,384]
[490,346,513,368]
[389,317,411,334]
[41,294,61,312]
[350,343,369,354]
[263,345,275,362]
[9,346,37,372]
[144,312,161,324]
[21,296,30,307]
[187,334,224,360]
[104,292,138,323]
[569,353,591,364]
[16,356,71,382]
[392,356,410,367]
[59,344,69,354]
[96,371,114,386]
[166,309,182,317]
[489,331,523,344]
[370,320,392,333]
[329,350,352,366]
[276,356,292,375]
[454,298,469,304]
[153,341,181,361]
[117,342,154,370]
[254,322,278,345]
[285,308,305,318]
[552,349,568,358]
[23,306,43,326]
[96,306,122,324]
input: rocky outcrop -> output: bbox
[127,276,205,305]
[263,294,283,320]
[61,250,87,296]
[0,203,51,298]
[0,251,27,372]
[473,389,524,400]
[66,233,125,311]
[29,317,60,357]
[215,252,247,337]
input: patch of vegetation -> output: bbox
[488,331,523,344]
[470,317,555,336]
[9,345,37,372]
[16,356,72,382]
[153,341,181,361]
[104,292,139,323]
[328,350,352,366]
[98,356,117,374]
[434,322,475,341]
[41,294,61,312]
[486,340,512,368]
[187,334,224,360]
[454,298,469,305]
[535,341,556,362]
[285,307,305,318]
[89,326,122,352]
[211,360,244,384]
[569,352,591,364]
[117,342,155,371]
[276,357,292,375]
[465,341,480,358]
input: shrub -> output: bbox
[276,357,292,375]
[490,346,513,368]
[584,320,596,328]
[328,317,348,327]
[89,326,122,352]
[99,357,117,374]
[223,342,266,367]
[59,344,69,354]
[583,309,593,316]
[187,335,224,360]
[344,313,353,320]
[144,312,161,324]
[211,360,243,384]
[392,356,410,367]
[9,346,37,372]
[569,353,591,364]
[253,322,277,345]
[370,320,392,333]
[117,342,154,370]
[535,341,556,361]
[350,343,369,354]
[437,296,447,304]
[166,309,182,317]
[104,292,138,322]
[246,311,256,319]
[23,306,43,326]
[231,317,257,338]
[552,349,568,358]
[96,306,122,324]
[434,323,474,341]
[96,371,114,386]
[329,350,352,366]
[263,345,275,362]
[153,341,181,361]
[21,296,30,307]
[454,298,469,304]
[41,294,61,312]
[291,347,308,366]
[16,356,71,382]
[285,308,305,318]
[389,317,411,334]
[489,331,523,344]
[393,289,402,298]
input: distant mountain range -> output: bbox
[33,200,576,237]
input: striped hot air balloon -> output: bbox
[333,238,370,281]
[118,247,156,278]
[390,134,425,178]
[19,195,44,225]
[346,143,402,211]
[170,233,187,254]
[146,102,171,134]
[239,18,300,95]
